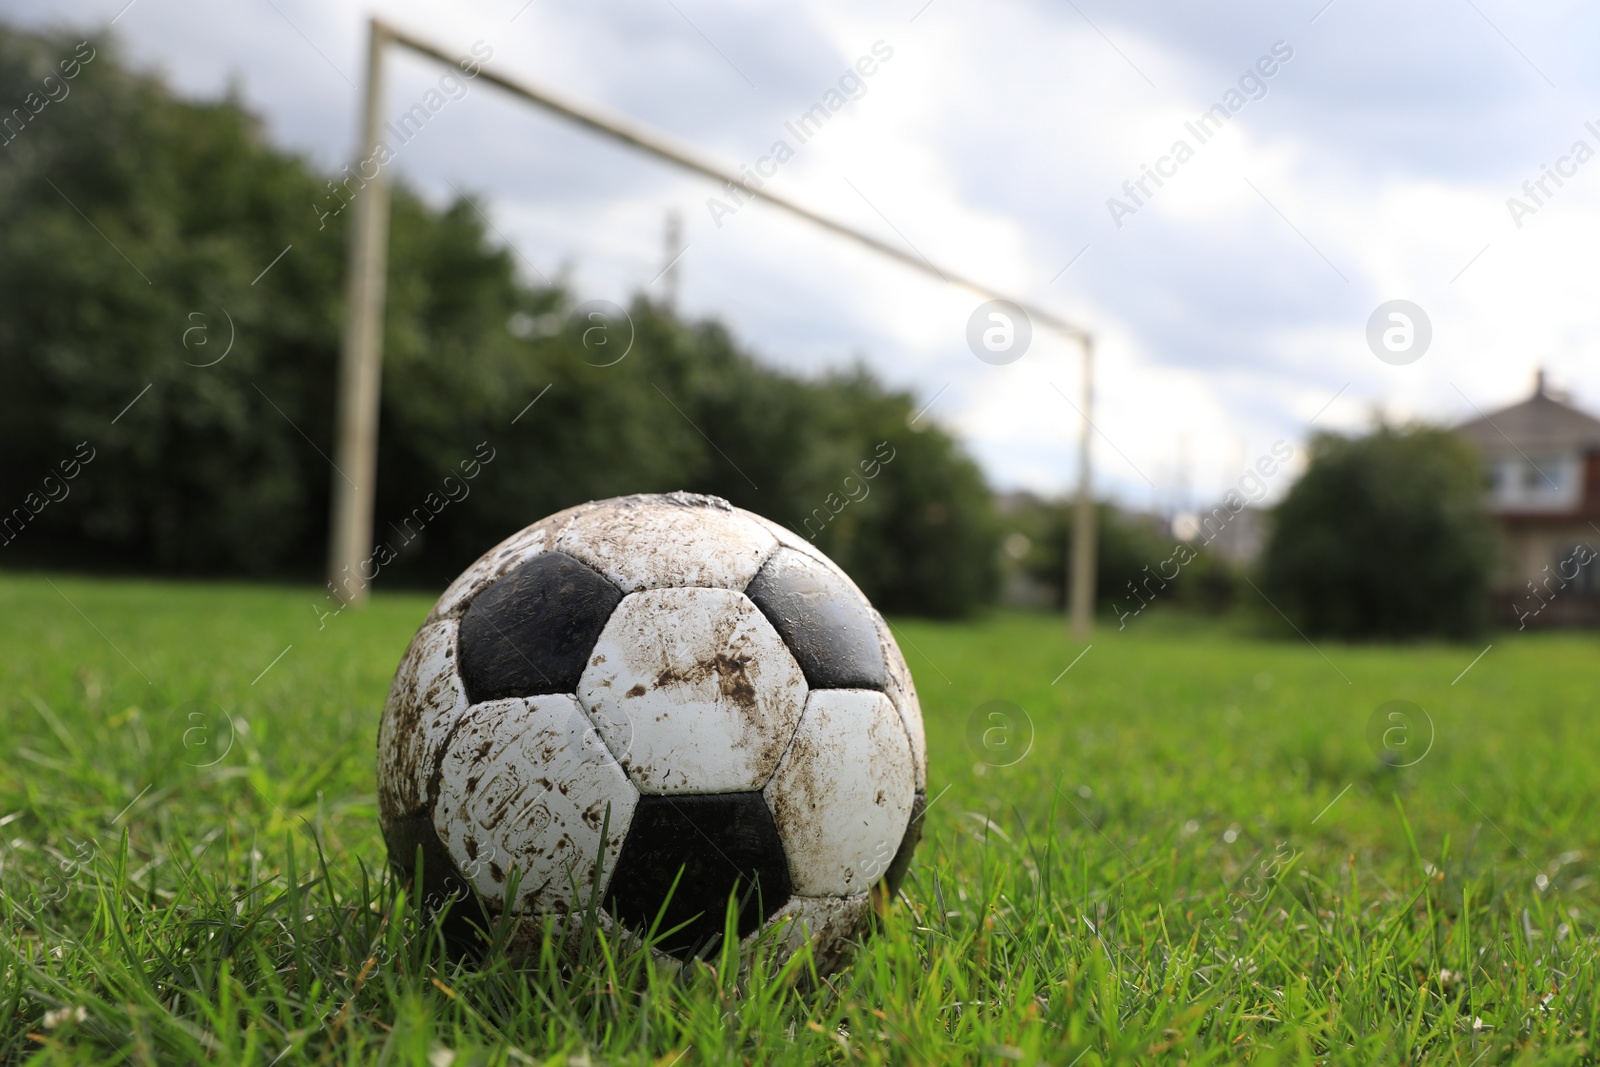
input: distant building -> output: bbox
[1456,370,1600,627]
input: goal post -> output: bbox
[327,20,393,623]
[328,17,1098,638]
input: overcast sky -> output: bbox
[11,0,1600,510]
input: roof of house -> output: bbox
[1456,371,1600,454]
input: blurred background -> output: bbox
[3,0,1598,632]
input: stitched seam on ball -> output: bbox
[572,691,630,771]
[760,692,817,794]
[745,536,789,583]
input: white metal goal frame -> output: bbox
[329,17,1098,635]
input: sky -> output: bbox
[10,0,1600,511]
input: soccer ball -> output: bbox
[377,492,927,972]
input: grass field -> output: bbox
[2,571,1598,1065]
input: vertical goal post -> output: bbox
[329,17,1098,638]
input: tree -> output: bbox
[1260,424,1499,638]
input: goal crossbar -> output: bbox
[330,17,1098,635]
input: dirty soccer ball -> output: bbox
[377,493,927,972]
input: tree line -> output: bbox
[0,24,997,617]
[0,22,1510,635]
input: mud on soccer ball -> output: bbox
[377,492,927,972]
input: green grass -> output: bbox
[2,571,1598,1065]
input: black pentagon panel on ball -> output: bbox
[606,792,792,958]
[744,547,887,690]
[880,790,926,897]
[457,552,622,703]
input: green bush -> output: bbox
[1260,424,1499,638]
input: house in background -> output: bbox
[1456,370,1600,626]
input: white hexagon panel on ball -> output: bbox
[764,689,916,896]
[377,618,469,821]
[556,492,777,593]
[578,587,809,794]
[432,694,639,916]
